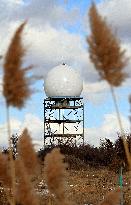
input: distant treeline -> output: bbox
[38,134,131,172]
[2,133,131,172]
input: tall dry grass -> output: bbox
[0,142,123,205]
[0,153,11,191]
[129,95,131,133]
[15,159,39,205]
[87,3,127,86]
[87,2,131,171]
[0,128,40,205]
[18,128,39,176]
[3,21,31,108]
[44,148,73,205]
[2,21,32,205]
[0,13,130,205]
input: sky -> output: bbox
[0,0,131,149]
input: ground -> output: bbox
[37,163,131,205]
[0,160,130,205]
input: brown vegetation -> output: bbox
[44,148,72,205]
[87,3,127,86]
[18,128,39,176]
[87,2,131,172]
[1,132,130,204]
[0,2,131,205]
[3,21,31,108]
[2,21,33,205]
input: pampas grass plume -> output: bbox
[18,128,39,176]
[87,3,128,87]
[0,153,11,187]
[44,148,72,205]
[16,159,39,205]
[3,21,31,108]
[87,2,131,172]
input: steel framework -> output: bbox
[44,96,84,147]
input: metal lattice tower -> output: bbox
[44,96,84,147]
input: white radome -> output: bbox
[44,64,83,97]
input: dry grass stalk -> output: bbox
[87,2,131,171]
[0,128,40,205]
[15,159,39,205]
[110,86,131,171]
[87,3,127,86]
[2,21,33,205]
[18,128,39,176]
[0,153,11,187]
[99,189,121,205]
[0,152,14,205]
[3,21,31,108]
[129,94,131,133]
[44,148,72,205]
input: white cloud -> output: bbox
[1,0,131,84]
[0,113,44,149]
[13,0,79,27]
[82,77,131,105]
[98,0,131,40]
[0,1,131,149]
[23,24,98,81]
[85,113,130,147]
[0,118,22,148]
[0,21,98,82]
[0,0,79,24]
[82,80,109,105]
[21,113,43,141]
[0,0,98,83]
[0,112,130,149]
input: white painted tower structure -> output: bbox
[44,63,84,147]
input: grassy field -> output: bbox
[36,156,130,205]
[0,149,131,205]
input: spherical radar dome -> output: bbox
[44,64,83,97]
